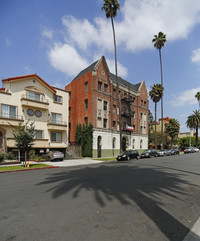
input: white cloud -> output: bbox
[169,87,200,107]
[48,43,89,77]
[191,48,200,63]
[42,28,54,39]
[106,58,128,78]
[5,38,11,47]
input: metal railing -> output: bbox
[47,119,67,126]
[21,94,49,104]
[0,113,24,120]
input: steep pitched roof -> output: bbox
[110,73,141,92]
[72,57,142,91]
[2,74,56,93]
[72,61,98,81]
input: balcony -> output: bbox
[47,120,67,131]
[0,113,24,126]
[21,94,49,110]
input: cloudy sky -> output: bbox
[1,0,200,132]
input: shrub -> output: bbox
[0,152,5,162]
[5,152,15,160]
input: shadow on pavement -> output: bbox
[37,163,199,241]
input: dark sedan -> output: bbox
[169,149,180,155]
[117,150,139,161]
[140,149,158,158]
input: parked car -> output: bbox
[140,149,158,158]
[184,147,193,154]
[158,149,171,157]
[169,149,180,155]
[117,150,139,161]
[191,147,199,152]
[42,151,64,161]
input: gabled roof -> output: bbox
[72,56,142,91]
[72,61,98,81]
[2,74,56,93]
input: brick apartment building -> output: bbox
[65,56,149,158]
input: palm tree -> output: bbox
[152,32,167,149]
[195,92,200,109]
[102,0,122,152]
[186,110,200,147]
[149,84,164,149]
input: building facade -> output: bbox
[65,56,149,157]
[0,74,68,157]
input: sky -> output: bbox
[1,0,200,133]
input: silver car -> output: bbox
[42,151,64,161]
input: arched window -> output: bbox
[140,140,143,149]
[113,137,116,149]
[132,139,135,149]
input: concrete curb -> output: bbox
[0,166,59,174]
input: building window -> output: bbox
[113,137,116,148]
[84,117,88,125]
[98,81,102,91]
[34,130,43,139]
[69,107,71,117]
[144,101,146,108]
[35,110,42,118]
[132,139,135,149]
[27,109,34,116]
[85,81,88,92]
[140,140,143,149]
[69,91,71,101]
[133,111,135,119]
[113,88,116,97]
[104,84,108,93]
[140,112,143,119]
[113,104,116,114]
[54,95,62,103]
[103,101,108,111]
[85,99,88,110]
[52,113,62,124]
[1,104,16,119]
[51,132,62,142]
[141,100,143,106]
[133,97,135,103]
[28,91,41,101]
[112,120,116,128]
[103,118,107,128]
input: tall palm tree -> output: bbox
[195,92,200,109]
[152,32,167,149]
[102,0,122,152]
[186,110,200,147]
[149,84,164,149]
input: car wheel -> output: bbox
[127,156,130,161]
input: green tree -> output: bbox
[148,110,154,145]
[165,118,180,147]
[149,84,163,149]
[186,110,200,147]
[152,32,167,149]
[195,91,200,109]
[75,123,82,146]
[12,121,36,166]
[102,0,122,152]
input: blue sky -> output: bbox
[1,0,200,132]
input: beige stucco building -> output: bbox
[0,74,68,157]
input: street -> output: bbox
[1,153,200,241]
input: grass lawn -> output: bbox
[0,164,51,172]
[92,157,116,161]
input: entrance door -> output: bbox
[122,137,126,152]
[97,136,102,158]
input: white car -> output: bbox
[192,147,199,152]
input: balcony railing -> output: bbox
[0,113,23,120]
[47,120,67,126]
[21,94,49,104]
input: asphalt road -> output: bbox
[1,153,200,241]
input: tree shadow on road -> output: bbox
[37,163,200,241]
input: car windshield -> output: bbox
[144,150,151,153]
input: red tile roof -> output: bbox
[2,74,56,93]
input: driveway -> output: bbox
[38,158,104,167]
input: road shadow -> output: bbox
[37,163,199,241]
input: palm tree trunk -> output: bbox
[155,102,157,149]
[196,125,198,147]
[159,49,164,149]
[111,16,122,153]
